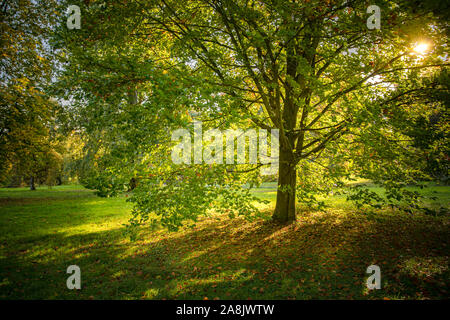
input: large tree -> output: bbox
[56,0,448,227]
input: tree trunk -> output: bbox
[128,177,138,191]
[272,147,296,223]
[29,176,36,191]
[272,27,299,224]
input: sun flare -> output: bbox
[413,42,430,55]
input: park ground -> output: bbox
[0,183,448,300]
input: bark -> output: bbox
[128,89,138,105]
[128,177,138,191]
[29,176,36,191]
[271,23,299,224]
[272,143,297,223]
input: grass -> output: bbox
[0,183,449,300]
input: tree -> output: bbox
[56,0,448,227]
[0,0,60,188]
[400,69,449,183]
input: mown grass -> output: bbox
[0,183,448,300]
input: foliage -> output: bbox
[0,0,61,186]
[54,0,448,228]
[401,70,450,183]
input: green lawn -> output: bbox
[0,184,448,300]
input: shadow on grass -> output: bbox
[0,208,448,300]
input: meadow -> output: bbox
[0,183,448,300]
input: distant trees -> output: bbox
[0,0,61,189]
[402,70,449,183]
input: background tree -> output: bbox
[400,69,449,183]
[0,0,60,189]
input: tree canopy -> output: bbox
[54,0,448,230]
[0,0,61,187]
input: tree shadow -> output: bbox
[0,208,448,299]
